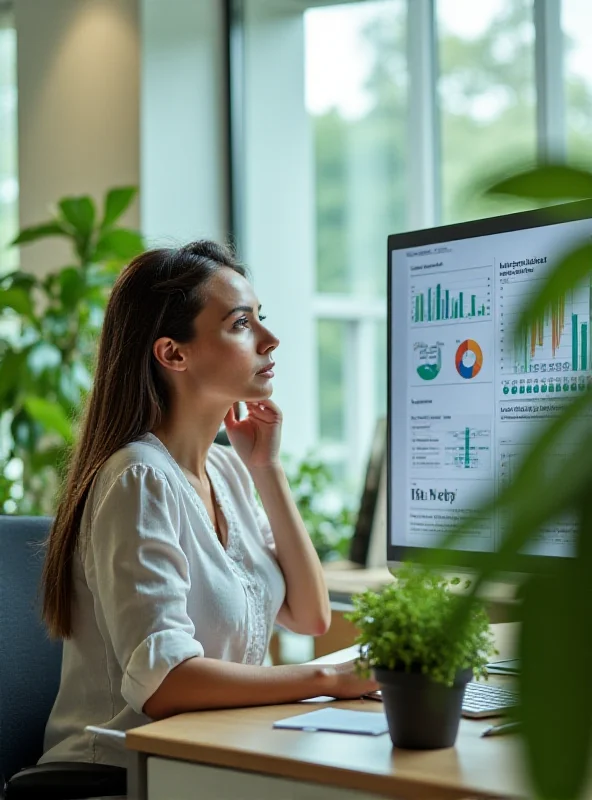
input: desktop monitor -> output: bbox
[387,200,592,572]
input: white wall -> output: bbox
[15,0,140,275]
[140,0,229,248]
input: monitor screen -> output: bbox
[387,200,592,570]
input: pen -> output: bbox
[481,721,521,738]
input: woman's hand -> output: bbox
[223,399,283,471]
[321,660,381,700]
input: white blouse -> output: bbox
[38,432,286,769]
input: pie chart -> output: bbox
[455,339,483,379]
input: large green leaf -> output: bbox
[101,187,137,230]
[4,271,39,292]
[22,396,74,443]
[519,524,592,800]
[58,196,96,237]
[58,266,87,309]
[0,349,26,405]
[11,221,67,246]
[487,164,592,201]
[0,288,34,317]
[94,229,144,261]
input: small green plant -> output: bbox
[345,562,496,686]
[281,452,356,562]
[0,187,144,514]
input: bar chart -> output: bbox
[410,415,491,472]
[499,276,592,375]
[445,425,491,470]
[411,266,492,324]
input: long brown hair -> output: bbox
[42,240,249,639]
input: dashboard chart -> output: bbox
[455,339,483,379]
[414,341,442,380]
[391,212,592,561]
[411,266,492,324]
[411,415,491,472]
[499,277,592,376]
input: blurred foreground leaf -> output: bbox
[487,164,592,201]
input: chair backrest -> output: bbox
[0,515,62,781]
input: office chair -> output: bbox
[0,515,126,800]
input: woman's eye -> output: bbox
[234,315,267,328]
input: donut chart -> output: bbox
[455,339,483,379]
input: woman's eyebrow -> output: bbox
[221,303,262,321]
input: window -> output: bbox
[306,1,401,490]
[437,0,536,224]
[562,0,592,168]
[0,7,17,276]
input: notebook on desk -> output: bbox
[273,707,388,736]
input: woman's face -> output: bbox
[182,267,279,404]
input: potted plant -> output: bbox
[345,562,496,749]
[0,187,144,514]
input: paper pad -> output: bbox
[273,707,388,736]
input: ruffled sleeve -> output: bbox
[86,464,205,715]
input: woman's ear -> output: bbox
[153,337,186,372]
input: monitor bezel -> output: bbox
[387,198,592,574]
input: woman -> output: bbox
[38,240,378,768]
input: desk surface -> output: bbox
[126,624,531,800]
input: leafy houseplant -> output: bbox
[281,452,356,562]
[346,562,496,749]
[0,187,144,515]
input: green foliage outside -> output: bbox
[281,452,357,562]
[0,187,144,514]
[345,562,495,686]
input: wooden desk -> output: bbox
[125,624,530,800]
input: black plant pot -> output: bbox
[374,666,473,749]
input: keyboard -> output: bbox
[364,682,519,719]
[461,682,519,718]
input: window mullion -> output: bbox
[406,0,440,230]
[343,319,377,488]
[533,0,566,163]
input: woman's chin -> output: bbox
[245,384,274,401]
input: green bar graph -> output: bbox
[582,324,588,372]
[572,313,578,371]
[412,274,491,324]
